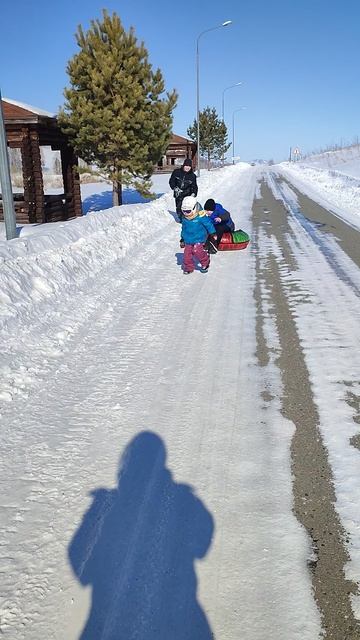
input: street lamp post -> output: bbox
[222,83,242,123]
[196,20,232,177]
[232,107,246,164]
[221,82,242,165]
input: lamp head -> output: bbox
[222,20,232,26]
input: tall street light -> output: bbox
[232,107,246,164]
[196,20,232,177]
[222,82,242,166]
[222,82,242,123]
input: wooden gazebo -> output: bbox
[155,134,197,172]
[0,99,82,224]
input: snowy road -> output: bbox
[254,173,360,639]
[1,165,360,639]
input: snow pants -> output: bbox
[175,196,184,222]
[214,222,233,246]
[183,243,210,272]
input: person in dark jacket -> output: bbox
[203,198,235,246]
[169,159,198,222]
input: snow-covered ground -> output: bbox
[0,163,323,639]
[81,172,171,214]
[1,162,359,638]
[0,173,172,241]
[0,169,239,331]
[278,162,360,231]
[301,145,360,178]
[265,172,360,618]
[277,146,360,231]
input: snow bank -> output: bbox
[278,162,360,231]
[301,146,360,178]
[0,164,250,331]
[0,197,171,330]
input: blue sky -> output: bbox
[1,0,359,162]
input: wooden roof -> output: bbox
[2,102,193,144]
[171,134,195,145]
[2,99,55,124]
[2,100,195,154]
[2,99,70,150]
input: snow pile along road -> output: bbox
[0,163,251,407]
[0,197,171,329]
[298,146,360,178]
[0,165,249,330]
[277,162,360,231]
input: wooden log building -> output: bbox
[156,134,197,172]
[0,98,196,225]
[0,99,82,225]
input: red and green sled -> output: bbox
[218,229,250,251]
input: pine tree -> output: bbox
[59,10,177,205]
[187,107,230,169]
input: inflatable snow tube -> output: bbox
[218,229,250,251]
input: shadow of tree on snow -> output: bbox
[82,188,165,214]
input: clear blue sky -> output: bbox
[1,0,359,162]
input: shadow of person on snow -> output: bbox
[175,251,206,272]
[69,431,214,639]
[175,252,184,267]
[168,209,181,223]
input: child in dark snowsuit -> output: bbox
[180,196,216,274]
[203,199,235,246]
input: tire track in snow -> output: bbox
[1,167,323,639]
[254,179,360,639]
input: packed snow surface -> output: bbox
[1,161,359,637]
[278,156,360,231]
[266,171,360,617]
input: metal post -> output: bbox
[232,111,235,164]
[196,37,200,177]
[222,90,225,166]
[196,21,232,178]
[221,82,242,166]
[232,107,246,165]
[0,91,16,240]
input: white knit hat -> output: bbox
[181,195,197,211]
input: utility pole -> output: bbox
[196,34,200,177]
[232,106,246,164]
[196,21,232,177]
[289,146,292,162]
[221,82,242,166]
[0,91,16,240]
